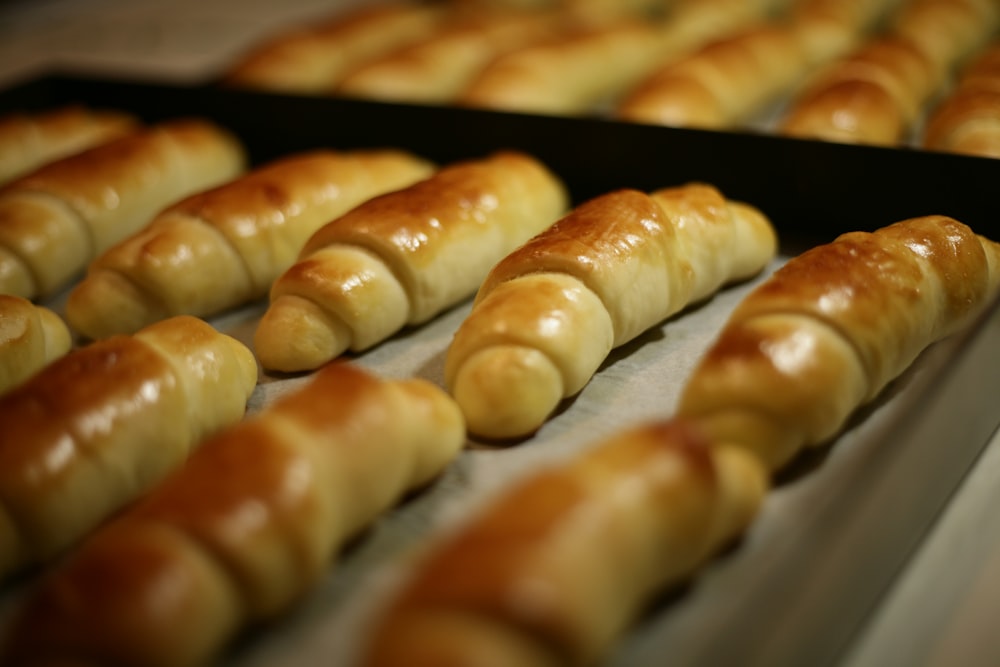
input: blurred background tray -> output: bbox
[3,70,1000,250]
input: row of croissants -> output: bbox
[220,0,1000,156]
[0,99,998,667]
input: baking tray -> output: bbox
[1,71,999,667]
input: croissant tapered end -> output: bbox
[0,295,72,396]
[65,269,167,341]
[451,344,565,441]
[254,295,352,373]
[0,246,36,299]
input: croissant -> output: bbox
[223,3,447,93]
[2,361,465,667]
[0,315,257,579]
[64,148,435,340]
[922,41,1000,157]
[616,23,810,129]
[254,150,568,373]
[457,19,672,115]
[335,9,563,104]
[777,34,939,145]
[445,184,777,440]
[677,215,1000,472]
[0,105,140,186]
[360,417,767,667]
[888,0,999,79]
[0,294,72,395]
[0,118,246,300]
[787,0,879,65]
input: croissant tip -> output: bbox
[254,297,350,373]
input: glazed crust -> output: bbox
[361,418,767,667]
[336,10,562,104]
[0,105,140,186]
[223,4,446,93]
[778,35,937,145]
[2,362,465,667]
[923,41,1000,157]
[254,150,568,372]
[677,215,1000,471]
[445,184,777,439]
[617,24,810,129]
[0,315,257,579]
[0,118,246,299]
[0,294,71,395]
[64,149,434,340]
[458,19,671,115]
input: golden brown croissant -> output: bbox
[0,315,257,580]
[335,9,564,105]
[923,41,1000,157]
[64,148,435,340]
[223,3,447,93]
[254,150,568,372]
[457,19,673,115]
[788,0,908,64]
[360,417,767,667]
[677,215,1000,472]
[0,294,71,395]
[0,118,246,300]
[2,361,465,667]
[0,105,140,186]
[889,0,999,79]
[616,23,810,129]
[445,184,777,440]
[777,34,938,145]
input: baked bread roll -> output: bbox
[254,151,568,372]
[923,41,1000,157]
[677,215,1000,472]
[777,35,938,145]
[0,294,71,395]
[616,23,810,129]
[445,184,777,440]
[335,9,563,104]
[64,148,435,340]
[0,315,257,580]
[360,418,767,667]
[788,0,906,64]
[457,18,673,115]
[0,105,140,186]
[889,0,999,79]
[2,361,465,667]
[223,3,447,93]
[0,118,246,300]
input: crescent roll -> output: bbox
[0,294,72,395]
[64,148,435,340]
[0,315,257,579]
[923,41,1000,157]
[360,418,767,667]
[445,184,777,440]
[677,215,1000,472]
[457,19,672,115]
[0,118,246,300]
[0,105,140,186]
[889,0,999,80]
[616,23,810,129]
[254,150,568,373]
[335,9,563,105]
[223,3,446,93]
[777,35,938,145]
[2,362,465,667]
